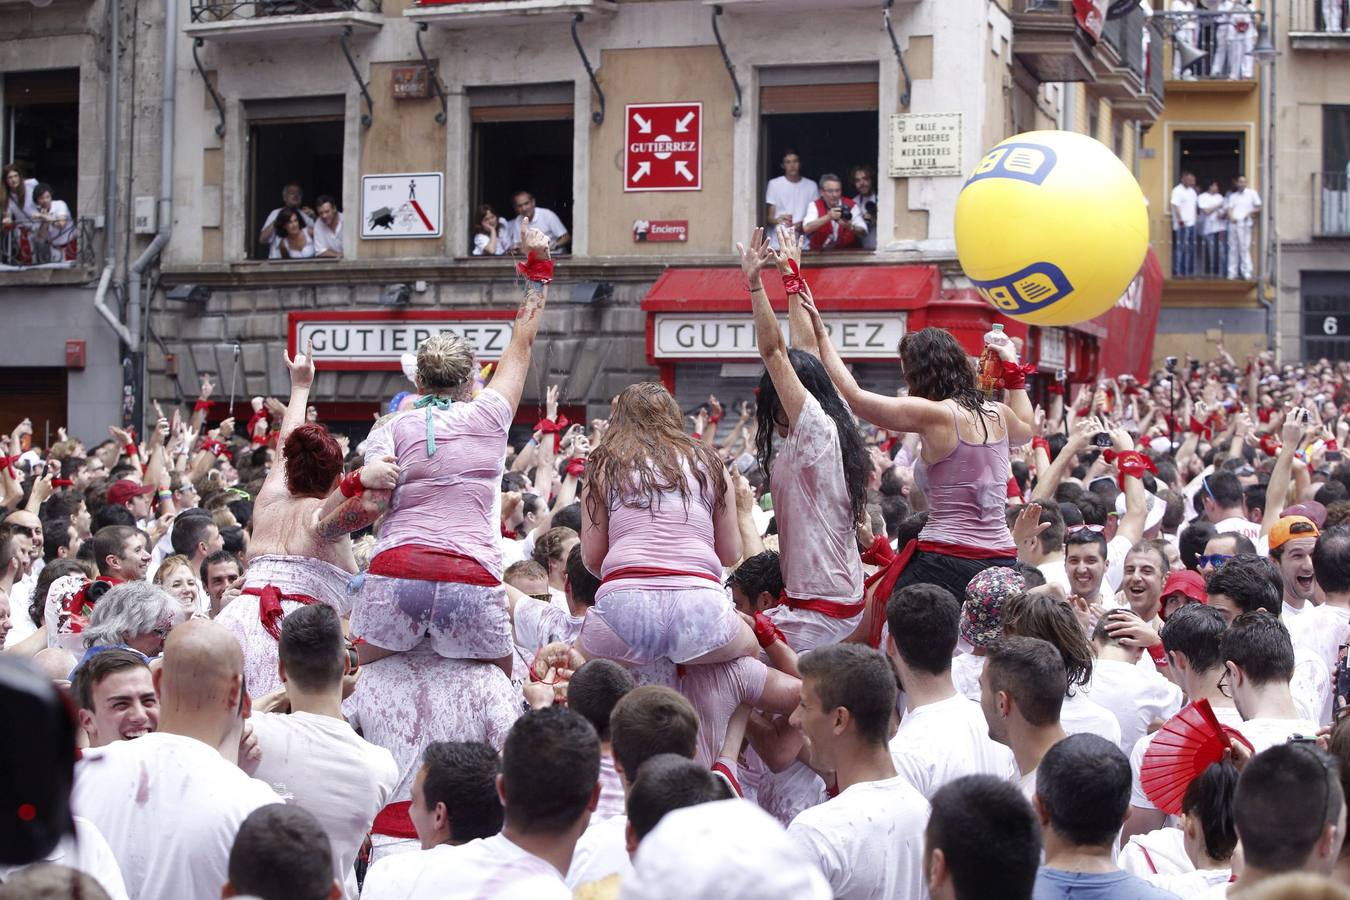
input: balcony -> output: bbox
[1290,0,1350,49]
[405,0,615,29]
[1158,8,1262,91]
[1152,214,1260,306]
[1,216,95,273]
[186,0,383,43]
[1316,170,1350,237]
[1010,0,1098,83]
[1094,9,1164,123]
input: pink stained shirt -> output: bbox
[595,463,724,600]
[769,394,864,604]
[365,388,512,579]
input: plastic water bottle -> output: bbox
[977,324,1010,397]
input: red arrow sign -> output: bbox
[624,102,702,192]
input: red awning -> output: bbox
[641,265,940,313]
[1091,247,1163,382]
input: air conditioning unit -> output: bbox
[134,197,157,234]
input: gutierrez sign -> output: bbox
[653,313,905,360]
[288,311,515,370]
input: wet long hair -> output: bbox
[754,348,870,525]
[1002,591,1094,694]
[899,327,1000,441]
[587,382,728,519]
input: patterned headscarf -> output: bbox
[960,566,1026,649]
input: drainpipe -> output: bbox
[93,0,125,343]
[1257,5,1276,356]
[125,0,177,423]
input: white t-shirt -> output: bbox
[565,811,632,889]
[0,816,130,900]
[1060,689,1124,746]
[1238,715,1321,753]
[1213,515,1261,543]
[765,176,819,230]
[371,833,571,899]
[951,652,986,702]
[249,711,399,900]
[313,212,343,257]
[889,693,1017,799]
[787,774,928,900]
[360,844,455,900]
[71,732,282,900]
[1131,703,1243,811]
[1198,191,1228,235]
[1082,658,1184,754]
[508,206,568,248]
[1225,188,1261,224]
[1170,184,1198,227]
[1038,557,1072,596]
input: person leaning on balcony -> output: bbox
[471,204,511,257]
[29,183,74,264]
[258,183,316,252]
[269,207,316,260]
[311,195,343,259]
[1169,0,1197,81]
[1225,175,1261,281]
[1170,171,1198,278]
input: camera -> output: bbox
[1165,356,1178,371]
[864,200,877,216]
[1093,432,1114,448]
[837,206,852,222]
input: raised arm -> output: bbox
[488,219,551,412]
[795,284,947,435]
[1261,408,1309,536]
[741,227,809,427]
[1109,424,1147,547]
[1029,416,1096,503]
[257,342,316,504]
[776,227,819,356]
[313,456,399,542]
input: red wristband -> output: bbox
[781,258,808,295]
[515,251,555,285]
[194,399,212,414]
[535,416,570,453]
[124,443,138,457]
[708,414,723,424]
[1147,643,1169,667]
[1031,436,1051,456]
[1102,449,1158,491]
[565,457,586,478]
[999,360,1036,391]
[752,612,785,650]
[339,469,364,498]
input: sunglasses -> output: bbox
[1197,553,1233,569]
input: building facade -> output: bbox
[3,0,1164,442]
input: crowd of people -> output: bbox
[1,163,77,267]
[5,221,1350,900]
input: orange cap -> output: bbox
[1268,516,1320,553]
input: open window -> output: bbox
[2,70,80,266]
[758,64,879,252]
[1322,106,1350,236]
[468,83,574,257]
[245,97,345,260]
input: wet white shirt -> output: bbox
[375,833,570,900]
[0,816,130,900]
[565,811,632,889]
[1060,689,1124,746]
[889,693,1017,799]
[1082,658,1184,754]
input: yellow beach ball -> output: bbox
[954,130,1148,327]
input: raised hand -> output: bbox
[285,339,315,389]
[199,374,215,401]
[1282,407,1311,448]
[708,394,723,420]
[519,218,551,259]
[546,384,559,422]
[776,224,803,272]
[736,228,776,279]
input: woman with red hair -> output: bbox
[216,341,398,697]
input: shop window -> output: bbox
[244,97,345,260]
[758,64,879,252]
[469,83,574,257]
[2,70,80,265]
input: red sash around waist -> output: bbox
[601,566,721,585]
[863,539,1016,647]
[369,545,499,587]
[776,593,866,618]
[241,585,319,641]
[371,801,417,839]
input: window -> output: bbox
[245,97,345,260]
[1175,131,1245,191]
[1322,106,1350,234]
[758,64,879,252]
[469,83,574,256]
[3,70,80,213]
[1302,273,1350,362]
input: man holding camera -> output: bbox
[850,165,878,251]
[802,173,868,252]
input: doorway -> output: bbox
[246,118,344,259]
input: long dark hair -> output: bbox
[587,382,728,520]
[899,327,1000,440]
[1002,591,1094,693]
[2,164,28,211]
[275,208,303,257]
[755,348,869,525]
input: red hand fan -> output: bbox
[1141,699,1252,815]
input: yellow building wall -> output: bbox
[1073,83,1089,135]
[587,46,735,256]
[357,62,451,259]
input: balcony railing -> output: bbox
[1317,170,1350,236]
[1161,9,1261,81]
[1154,214,1260,283]
[191,0,380,23]
[0,216,94,271]
[1010,0,1098,83]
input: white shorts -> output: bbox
[579,585,742,666]
[352,575,511,660]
